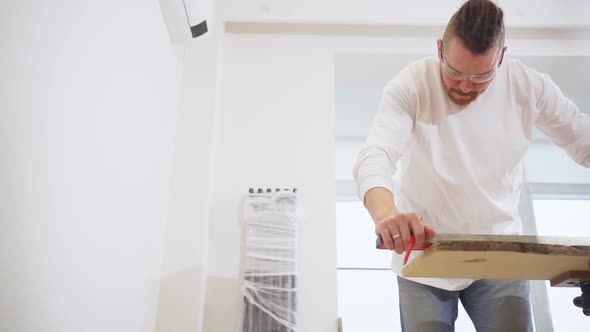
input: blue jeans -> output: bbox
[397,276,533,332]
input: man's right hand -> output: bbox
[375,213,436,255]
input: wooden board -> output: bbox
[402,234,590,283]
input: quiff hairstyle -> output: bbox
[442,0,505,55]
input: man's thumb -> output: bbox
[424,225,437,240]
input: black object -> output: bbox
[248,188,298,194]
[573,281,590,316]
[190,20,208,38]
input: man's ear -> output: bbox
[437,39,443,59]
[498,46,508,66]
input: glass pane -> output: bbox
[533,199,590,237]
[336,201,391,268]
[337,269,476,332]
[525,144,590,184]
[533,199,590,330]
[518,55,590,185]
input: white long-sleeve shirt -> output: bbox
[353,56,590,291]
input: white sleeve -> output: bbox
[352,80,416,203]
[535,73,590,167]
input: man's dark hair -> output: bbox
[443,0,505,54]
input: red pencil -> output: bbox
[403,237,415,265]
[403,215,424,265]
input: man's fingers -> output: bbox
[379,228,391,249]
[378,225,395,250]
[424,224,437,240]
[397,217,412,254]
[389,224,403,252]
[376,214,436,254]
[394,226,407,255]
[409,215,426,248]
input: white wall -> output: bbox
[200,31,437,332]
[0,2,181,332]
[155,23,222,332]
[203,33,339,331]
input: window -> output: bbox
[532,199,590,330]
[336,201,476,331]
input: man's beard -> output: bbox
[447,88,481,106]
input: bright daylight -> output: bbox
[2,1,589,332]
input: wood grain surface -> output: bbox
[402,234,590,282]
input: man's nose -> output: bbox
[458,79,474,93]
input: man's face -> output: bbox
[437,38,505,106]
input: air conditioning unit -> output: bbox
[159,0,213,43]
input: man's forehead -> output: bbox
[444,38,501,74]
[446,38,499,59]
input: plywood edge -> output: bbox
[434,234,590,247]
[424,234,590,257]
[433,240,590,256]
[402,250,590,280]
